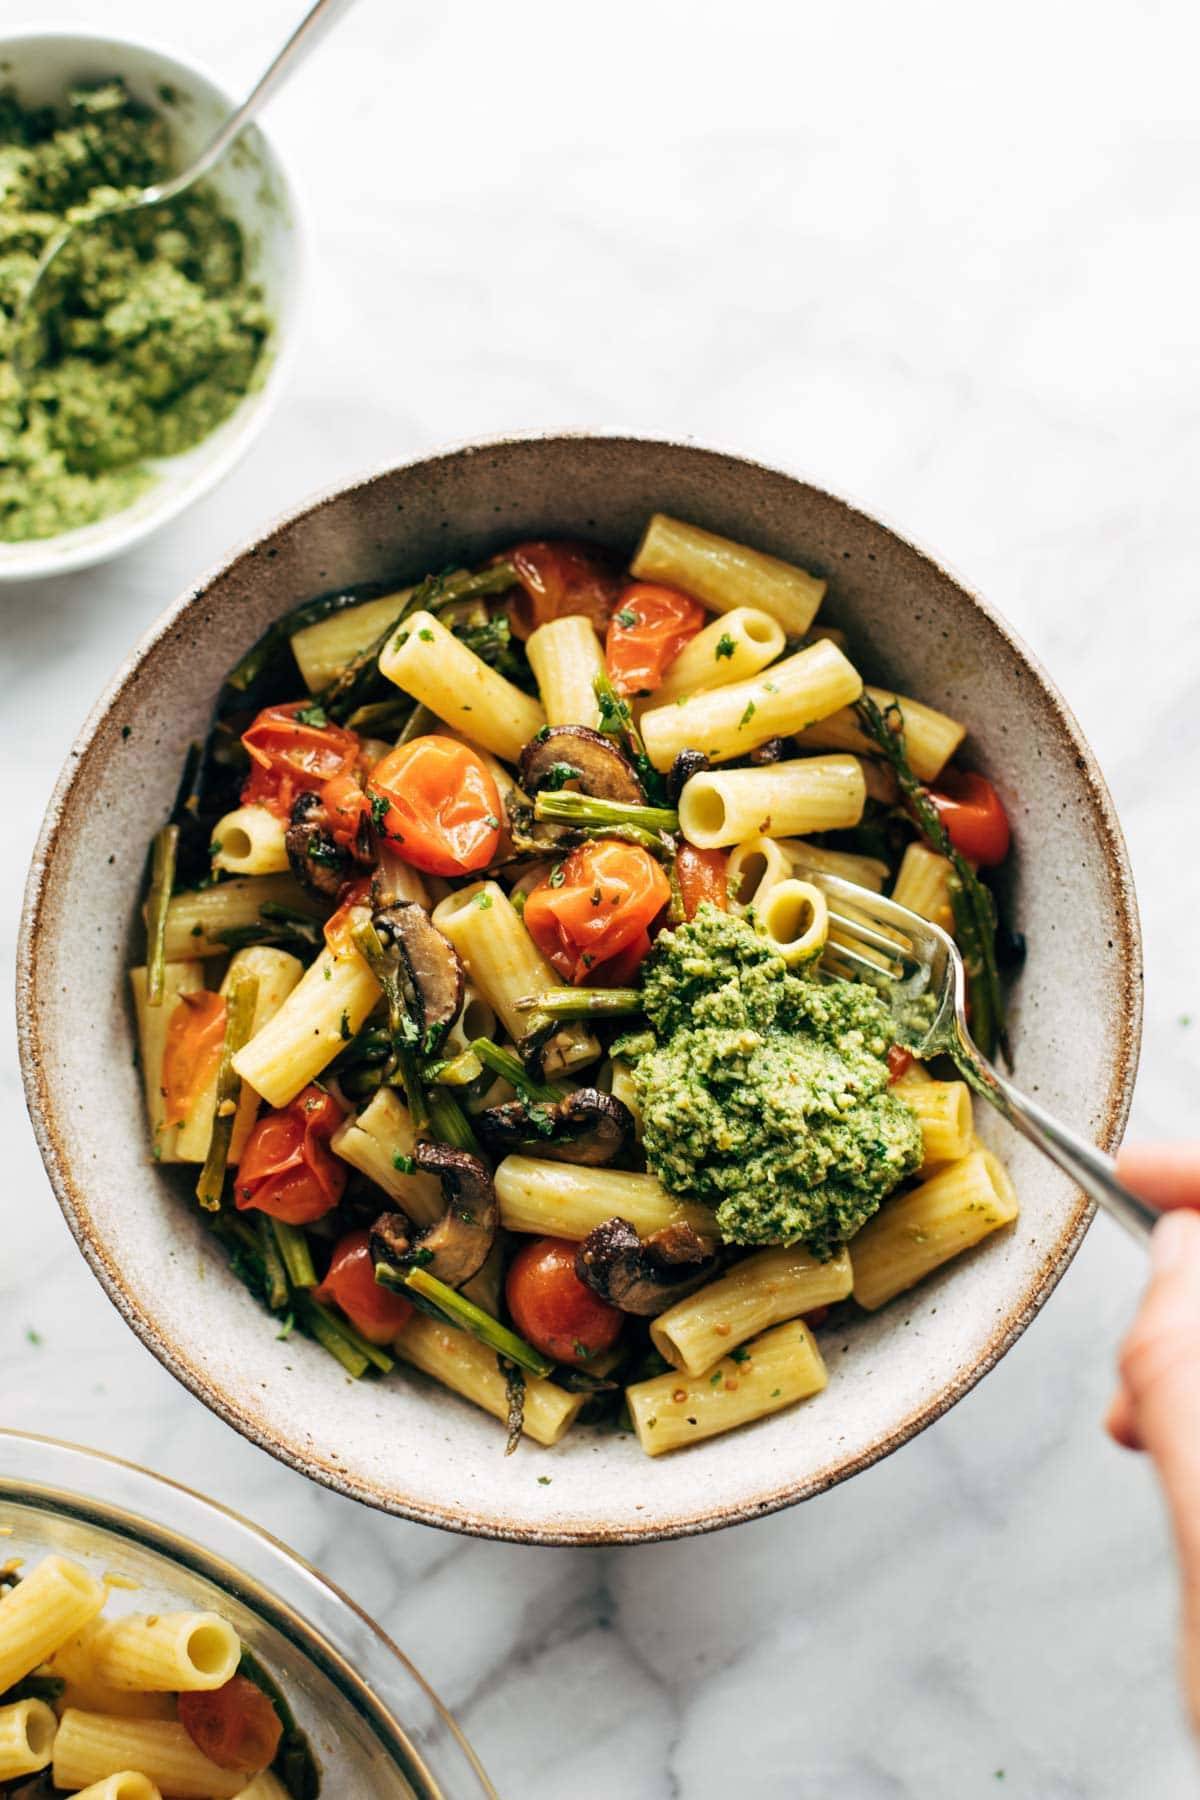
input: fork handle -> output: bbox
[974,1064,1158,1245]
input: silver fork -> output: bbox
[796,868,1156,1244]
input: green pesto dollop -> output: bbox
[0,81,271,542]
[619,906,922,1257]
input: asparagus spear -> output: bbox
[593,670,667,801]
[533,790,679,833]
[145,824,179,1005]
[271,1218,317,1290]
[427,1089,481,1156]
[224,588,373,697]
[515,987,642,1020]
[853,693,1009,1062]
[350,919,429,1131]
[255,1216,290,1312]
[377,1262,553,1377]
[297,1296,393,1376]
[195,970,259,1211]
[468,1038,566,1103]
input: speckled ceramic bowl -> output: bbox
[18,435,1142,1545]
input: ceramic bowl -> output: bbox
[0,1430,494,1796]
[18,434,1143,1544]
[0,28,305,581]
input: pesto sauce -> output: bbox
[621,906,922,1257]
[0,81,271,542]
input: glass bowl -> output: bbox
[0,1430,494,1799]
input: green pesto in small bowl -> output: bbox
[0,79,271,542]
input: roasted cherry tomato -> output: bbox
[506,1237,624,1366]
[320,769,372,849]
[594,927,652,988]
[523,840,671,983]
[236,1085,347,1226]
[314,1229,413,1345]
[366,736,501,877]
[604,581,706,697]
[322,874,375,952]
[501,540,622,640]
[240,701,361,819]
[886,1044,914,1084]
[926,770,1010,867]
[162,990,227,1129]
[179,1676,282,1774]
[675,844,729,920]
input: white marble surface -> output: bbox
[4,0,1200,1792]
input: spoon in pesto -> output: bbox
[12,0,356,383]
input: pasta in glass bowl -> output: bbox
[19,435,1142,1542]
[0,1432,494,1798]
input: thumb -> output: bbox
[1119,1208,1200,1714]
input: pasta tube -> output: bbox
[89,1611,240,1693]
[52,1713,245,1799]
[51,1624,176,1722]
[650,1246,852,1375]
[290,589,412,691]
[495,1156,717,1241]
[159,875,323,961]
[174,948,304,1163]
[627,1320,827,1455]
[330,1089,444,1224]
[69,1775,162,1800]
[899,1077,974,1169]
[130,963,204,1162]
[432,883,598,1077]
[232,1773,290,1800]
[0,1698,56,1779]
[754,878,828,966]
[779,838,889,892]
[725,835,793,912]
[891,841,954,933]
[851,1149,1019,1310]
[679,755,865,849]
[233,938,380,1109]
[650,607,786,705]
[795,686,965,782]
[395,1314,585,1446]
[526,614,605,728]
[640,638,862,771]
[0,1554,105,1692]
[209,805,289,877]
[631,514,826,636]
[379,610,545,762]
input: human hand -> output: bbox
[1106,1143,1200,1729]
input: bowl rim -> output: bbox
[0,1427,497,1796]
[16,430,1144,1545]
[0,23,309,582]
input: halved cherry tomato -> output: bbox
[162,990,227,1129]
[926,771,1010,867]
[605,582,706,697]
[241,701,361,820]
[505,1237,624,1366]
[179,1676,282,1774]
[886,1044,913,1084]
[314,1230,413,1345]
[320,769,371,849]
[523,840,671,983]
[236,1085,346,1225]
[367,736,501,877]
[501,540,623,640]
[323,874,374,952]
[675,844,729,920]
[594,928,652,988]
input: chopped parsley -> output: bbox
[392,1152,416,1174]
[537,1475,552,1485]
[615,607,638,629]
[369,791,391,832]
[548,864,566,888]
[418,628,435,642]
[738,700,757,728]
[476,892,493,911]
[294,702,329,727]
[715,633,736,660]
[730,1345,751,1364]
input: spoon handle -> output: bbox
[147,0,358,203]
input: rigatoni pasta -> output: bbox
[132,510,1018,1461]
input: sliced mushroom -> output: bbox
[748,737,785,766]
[574,1216,718,1316]
[369,1143,498,1288]
[476,1089,633,1166]
[519,725,645,804]
[666,748,709,805]
[372,903,464,1051]
[286,790,354,897]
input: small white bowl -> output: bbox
[0,28,305,581]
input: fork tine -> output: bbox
[824,909,913,961]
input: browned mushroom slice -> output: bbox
[666,748,709,804]
[519,725,645,804]
[369,1209,415,1268]
[574,1216,718,1316]
[748,737,786,766]
[369,1144,499,1289]
[372,903,464,1052]
[286,790,354,897]
[476,1089,633,1166]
